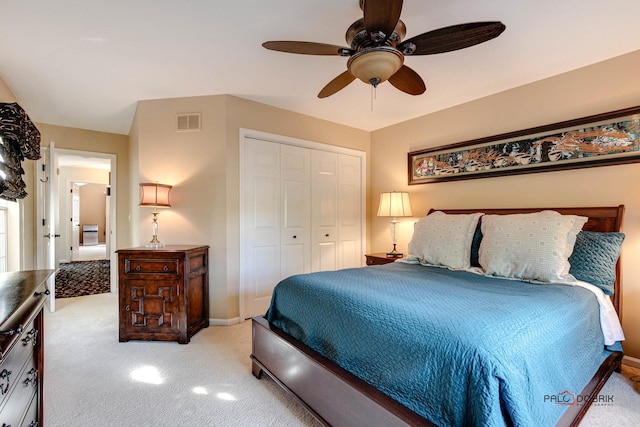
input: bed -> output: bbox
[251,206,625,426]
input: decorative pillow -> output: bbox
[479,211,588,283]
[470,222,483,267]
[569,231,625,295]
[407,211,483,270]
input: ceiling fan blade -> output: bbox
[388,65,426,95]
[318,71,356,98]
[399,21,506,55]
[363,0,404,43]
[262,41,351,56]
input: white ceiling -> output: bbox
[1,0,639,136]
[58,155,111,170]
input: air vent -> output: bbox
[176,113,201,132]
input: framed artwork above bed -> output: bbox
[408,105,640,184]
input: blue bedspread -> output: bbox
[266,262,617,427]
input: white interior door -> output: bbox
[338,154,362,269]
[241,138,281,318]
[311,150,338,272]
[280,144,310,279]
[36,142,58,312]
[239,129,366,320]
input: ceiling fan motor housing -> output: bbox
[346,18,407,50]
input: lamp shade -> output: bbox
[377,191,412,217]
[347,47,404,85]
[139,183,172,208]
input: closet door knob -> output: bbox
[325,234,329,237]
[292,235,297,239]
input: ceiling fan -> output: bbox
[262,0,505,98]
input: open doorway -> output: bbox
[68,181,109,263]
[36,146,117,307]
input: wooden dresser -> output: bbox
[117,245,209,344]
[0,270,53,427]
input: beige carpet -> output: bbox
[44,293,640,426]
[44,293,321,426]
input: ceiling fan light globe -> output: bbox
[347,47,404,85]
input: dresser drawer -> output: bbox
[0,348,37,427]
[123,258,179,275]
[0,318,37,410]
[19,392,38,427]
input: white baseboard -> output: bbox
[209,317,241,326]
[623,355,640,369]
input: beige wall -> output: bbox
[79,184,107,244]
[133,95,371,321]
[370,49,640,357]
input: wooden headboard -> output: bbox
[428,206,625,316]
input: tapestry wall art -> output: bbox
[408,106,640,184]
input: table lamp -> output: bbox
[377,191,412,257]
[139,182,172,248]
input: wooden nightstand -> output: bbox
[365,252,403,266]
[117,245,209,344]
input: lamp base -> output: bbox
[386,244,403,258]
[145,242,165,249]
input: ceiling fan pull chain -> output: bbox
[370,84,374,112]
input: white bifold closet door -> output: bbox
[241,136,362,318]
[242,139,311,317]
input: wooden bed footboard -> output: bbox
[252,316,622,427]
[557,351,623,427]
[251,316,432,427]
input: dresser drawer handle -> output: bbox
[135,265,141,271]
[34,289,50,297]
[22,329,38,346]
[0,369,12,395]
[23,368,38,387]
[163,265,169,272]
[0,325,22,336]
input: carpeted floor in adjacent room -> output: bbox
[55,260,110,298]
[44,293,640,426]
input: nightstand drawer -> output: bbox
[124,259,179,275]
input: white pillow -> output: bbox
[479,211,588,283]
[407,211,483,270]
